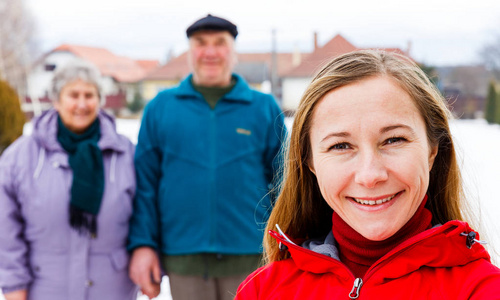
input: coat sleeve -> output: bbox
[234,269,260,299]
[263,96,287,202]
[127,99,163,252]
[467,260,500,299]
[0,140,32,292]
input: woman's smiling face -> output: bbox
[54,79,100,134]
[308,76,438,241]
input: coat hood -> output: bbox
[271,220,491,283]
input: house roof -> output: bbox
[142,34,410,81]
[136,60,161,72]
[144,51,304,81]
[52,44,159,83]
[285,34,357,77]
[145,52,191,81]
[285,34,411,78]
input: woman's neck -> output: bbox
[331,196,432,278]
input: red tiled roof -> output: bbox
[285,34,411,78]
[136,60,161,72]
[53,44,159,83]
[142,35,410,81]
[144,51,304,81]
[145,52,191,81]
[285,34,358,77]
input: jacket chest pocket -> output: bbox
[19,163,72,239]
[218,125,263,165]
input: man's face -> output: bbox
[188,31,237,87]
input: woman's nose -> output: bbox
[354,151,389,188]
[76,96,87,108]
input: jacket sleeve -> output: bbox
[0,140,32,292]
[235,271,260,299]
[467,260,500,299]
[127,100,163,252]
[263,96,287,202]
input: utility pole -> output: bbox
[271,28,279,104]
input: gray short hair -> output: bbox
[50,60,103,103]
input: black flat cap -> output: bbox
[186,14,238,39]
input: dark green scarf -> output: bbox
[57,115,104,238]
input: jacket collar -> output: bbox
[272,220,491,282]
[174,73,253,103]
[32,109,127,153]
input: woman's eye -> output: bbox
[330,143,350,150]
[385,137,406,145]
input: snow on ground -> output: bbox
[2,118,499,299]
[450,119,500,262]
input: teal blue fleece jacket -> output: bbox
[128,74,287,255]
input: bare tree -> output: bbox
[0,0,36,101]
[481,35,500,80]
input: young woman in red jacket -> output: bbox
[235,50,500,299]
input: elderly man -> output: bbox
[127,14,286,300]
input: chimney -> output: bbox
[406,40,412,56]
[292,44,301,67]
[314,32,319,51]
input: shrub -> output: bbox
[0,80,25,155]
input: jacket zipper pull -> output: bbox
[349,278,363,299]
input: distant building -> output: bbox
[435,65,494,119]
[131,33,409,112]
[26,44,159,116]
[141,52,304,102]
[281,33,410,112]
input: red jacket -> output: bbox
[236,221,500,299]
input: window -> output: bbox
[44,64,56,71]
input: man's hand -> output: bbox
[129,247,162,299]
[4,289,27,300]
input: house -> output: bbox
[281,34,410,111]
[435,65,494,119]
[141,51,303,102]
[26,44,159,116]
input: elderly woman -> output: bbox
[235,50,500,299]
[0,61,137,300]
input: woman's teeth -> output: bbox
[353,194,396,206]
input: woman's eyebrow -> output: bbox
[380,124,416,135]
[320,131,349,143]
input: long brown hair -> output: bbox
[264,50,466,263]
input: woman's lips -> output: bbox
[350,192,402,206]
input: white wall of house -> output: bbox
[27,52,119,104]
[281,77,311,111]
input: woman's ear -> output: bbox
[53,100,61,112]
[428,144,438,170]
[308,159,316,175]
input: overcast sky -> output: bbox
[25,0,500,66]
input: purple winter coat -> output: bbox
[0,109,138,300]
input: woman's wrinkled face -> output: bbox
[54,79,100,134]
[308,76,437,241]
